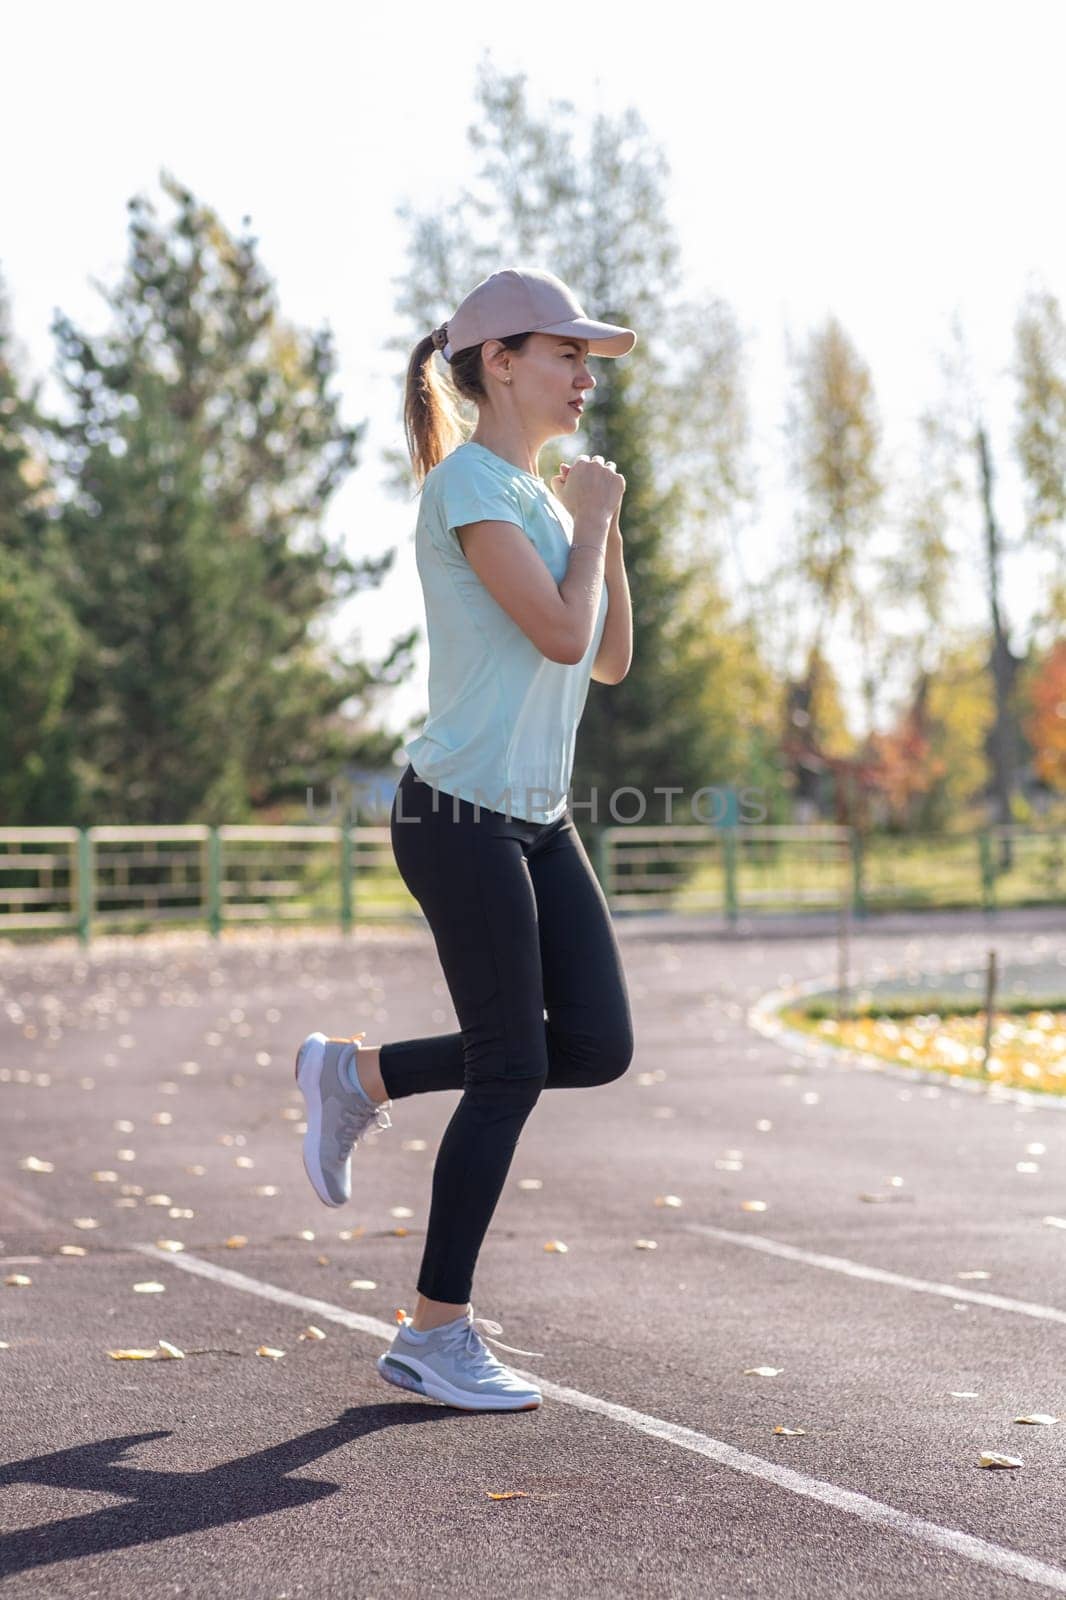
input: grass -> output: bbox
[781,995,1066,1097]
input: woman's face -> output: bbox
[501,332,596,437]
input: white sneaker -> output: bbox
[377,1307,544,1411]
[294,1031,392,1207]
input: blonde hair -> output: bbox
[403,330,533,487]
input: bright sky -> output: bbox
[3,0,1063,744]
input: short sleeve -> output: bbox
[433,462,526,555]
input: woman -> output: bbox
[295,266,638,1413]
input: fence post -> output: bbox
[340,825,354,935]
[76,828,93,947]
[207,827,222,939]
[723,825,739,926]
[850,826,865,917]
[979,831,996,915]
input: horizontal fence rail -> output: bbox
[0,823,1062,944]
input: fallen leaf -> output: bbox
[543,1240,569,1253]
[1014,1413,1058,1425]
[349,1279,377,1290]
[156,1240,184,1253]
[741,1200,768,1212]
[486,1490,529,1499]
[949,1391,979,1398]
[132,1281,166,1294]
[297,1230,315,1241]
[59,1245,87,1256]
[257,1345,285,1359]
[390,1206,414,1218]
[744,1366,783,1376]
[253,1186,279,1197]
[144,1195,172,1207]
[773,1425,807,1435]
[108,1341,185,1361]
[957,1270,991,1280]
[92,1171,118,1183]
[298,1326,327,1341]
[73,1218,99,1230]
[654,1195,683,1208]
[979,1453,1022,1468]
[225,1236,248,1249]
[4,1274,31,1287]
[634,1239,658,1249]
[517,1177,542,1189]
[18,1156,54,1173]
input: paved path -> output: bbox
[1,911,1064,1598]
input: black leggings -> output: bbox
[378,763,635,1304]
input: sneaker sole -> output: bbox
[375,1350,541,1412]
[294,1033,345,1208]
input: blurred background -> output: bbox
[2,0,1064,933]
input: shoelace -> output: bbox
[336,1098,391,1156]
[331,1033,392,1152]
[439,1316,545,1362]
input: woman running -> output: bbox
[295,266,638,1412]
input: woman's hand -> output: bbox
[550,454,625,528]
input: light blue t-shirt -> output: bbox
[403,438,608,824]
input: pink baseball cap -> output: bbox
[435,266,637,363]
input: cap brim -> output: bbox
[534,317,637,357]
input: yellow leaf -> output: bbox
[634,1239,658,1249]
[741,1200,768,1212]
[543,1240,569,1253]
[108,1348,164,1360]
[979,1452,1022,1468]
[5,1274,32,1287]
[59,1245,87,1256]
[157,1340,185,1359]
[486,1490,529,1499]
[156,1240,184,1253]
[92,1171,118,1183]
[773,1425,807,1435]
[297,1230,315,1241]
[298,1326,327,1341]
[390,1227,409,1237]
[225,1236,248,1248]
[654,1194,683,1208]
[1014,1413,1058,1425]
[257,1345,285,1359]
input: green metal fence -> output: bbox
[0,823,1062,944]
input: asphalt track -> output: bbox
[2,907,1065,1599]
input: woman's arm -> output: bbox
[590,512,632,685]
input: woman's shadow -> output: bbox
[0,1404,457,1578]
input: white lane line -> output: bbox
[680,1224,1066,1324]
[135,1243,1066,1595]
